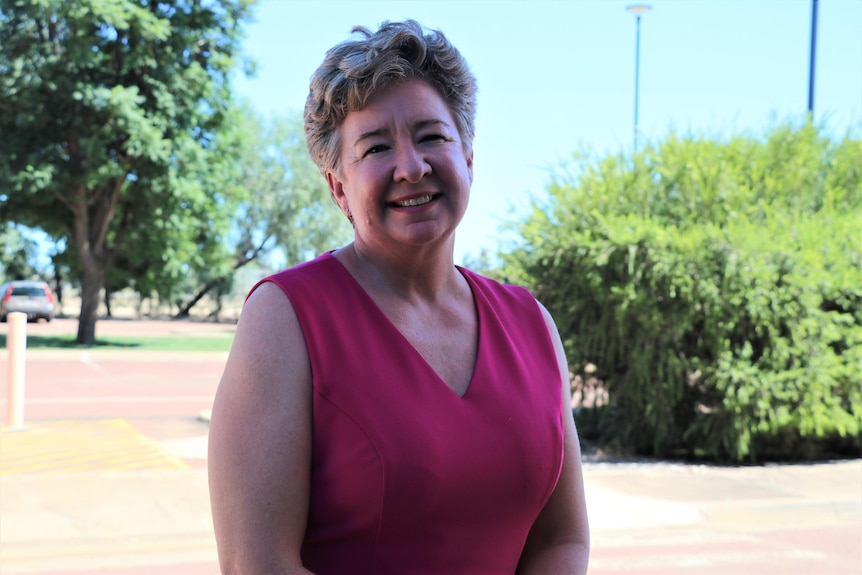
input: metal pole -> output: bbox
[634,14,642,152]
[808,0,819,119]
[627,4,650,152]
[6,312,27,428]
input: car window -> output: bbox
[10,286,47,297]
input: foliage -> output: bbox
[0,0,255,343]
[110,103,244,314]
[0,223,40,280]
[224,106,352,271]
[502,121,862,462]
[173,105,352,317]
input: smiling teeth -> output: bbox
[394,195,433,207]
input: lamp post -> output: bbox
[808,0,819,119]
[627,4,651,152]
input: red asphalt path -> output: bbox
[1,351,224,421]
[1,317,230,424]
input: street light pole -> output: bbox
[627,4,651,153]
[808,0,819,120]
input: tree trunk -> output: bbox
[76,261,104,344]
[104,281,113,318]
[207,282,226,322]
[52,261,64,315]
[66,178,123,345]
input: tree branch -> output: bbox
[53,191,76,212]
[174,234,272,319]
[93,177,124,248]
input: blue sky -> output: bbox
[233,0,861,265]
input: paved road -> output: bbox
[1,318,860,574]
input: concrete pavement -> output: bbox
[1,318,860,574]
[2,429,860,573]
[583,460,862,574]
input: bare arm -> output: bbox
[208,282,316,575]
[517,303,590,575]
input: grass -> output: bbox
[0,333,233,352]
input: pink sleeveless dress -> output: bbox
[256,252,564,574]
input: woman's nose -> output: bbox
[393,143,431,183]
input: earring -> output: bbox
[346,209,354,224]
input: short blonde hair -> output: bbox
[304,20,477,175]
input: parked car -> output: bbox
[0,280,56,322]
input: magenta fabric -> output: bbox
[255,252,564,574]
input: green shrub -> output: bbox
[502,122,862,462]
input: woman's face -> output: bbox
[326,78,473,254]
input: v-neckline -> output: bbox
[326,253,481,399]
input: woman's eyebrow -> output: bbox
[354,128,388,146]
[353,118,454,148]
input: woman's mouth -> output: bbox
[389,194,439,208]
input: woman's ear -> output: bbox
[326,171,348,214]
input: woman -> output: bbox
[208,20,590,574]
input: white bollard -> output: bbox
[6,312,27,428]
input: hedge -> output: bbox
[501,122,861,462]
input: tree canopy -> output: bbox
[0,0,255,342]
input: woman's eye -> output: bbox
[364,145,389,156]
[422,134,447,143]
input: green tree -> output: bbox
[502,121,862,462]
[0,223,39,280]
[105,109,243,317]
[174,105,352,318]
[234,110,352,267]
[0,0,254,343]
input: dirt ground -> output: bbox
[49,291,243,327]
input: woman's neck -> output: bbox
[335,241,463,305]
